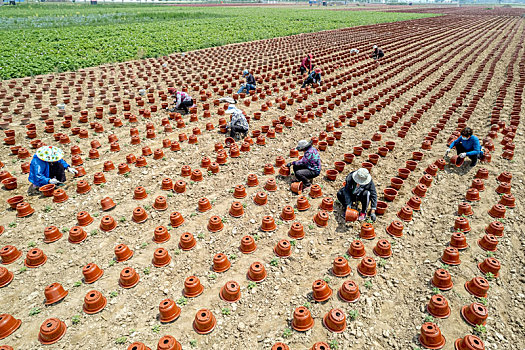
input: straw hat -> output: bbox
[36,146,64,163]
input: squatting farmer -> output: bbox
[237,70,256,94]
[337,168,378,222]
[28,146,77,194]
[371,45,384,60]
[285,139,321,192]
[225,105,249,140]
[300,53,314,75]
[302,68,322,88]
[168,87,194,114]
[445,127,484,167]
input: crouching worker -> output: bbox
[168,87,194,114]
[225,105,249,140]
[371,45,384,60]
[285,140,321,192]
[28,146,77,194]
[237,69,256,94]
[300,53,313,75]
[445,127,483,167]
[302,68,322,88]
[337,168,377,222]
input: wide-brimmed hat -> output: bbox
[36,146,64,163]
[296,139,312,151]
[225,105,241,114]
[373,45,378,49]
[352,168,372,185]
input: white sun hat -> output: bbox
[225,105,241,114]
[296,139,312,151]
[352,168,372,185]
[35,146,64,163]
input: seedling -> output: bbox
[303,302,311,309]
[474,324,487,336]
[144,205,151,210]
[189,340,197,347]
[109,260,116,267]
[61,227,69,233]
[109,291,118,298]
[190,212,197,218]
[229,254,237,260]
[221,307,231,315]
[439,263,450,271]
[115,337,127,345]
[478,297,488,306]
[270,257,279,267]
[378,258,387,267]
[486,251,494,257]
[197,232,205,239]
[253,234,259,241]
[329,339,339,349]
[348,309,359,320]
[276,220,283,225]
[29,307,41,316]
[282,328,292,338]
[343,253,351,261]
[119,216,126,223]
[72,315,81,325]
[173,249,181,255]
[177,297,188,306]
[28,241,36,247]
[44,205,52,213]
[242,203,247,208]
[485,272,495,281]
[208,273,217,280]
[140,242,148,249]
[424,315,435,323]
[247,281,257,290]
[8,222,16,228]
[431,287,441,295]
[19,266,27,273]
[308,224,315,230]
[167,193,173,198]
[90,230,98,236]
[364,280,372,289]
[151,325,161,333]
[290,240,296,246]
[73,281,82,287]
[323,276,331,283]
[143,267,150,275]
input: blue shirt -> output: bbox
[449,136,481,156]
[28,155,70,187]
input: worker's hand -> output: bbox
[285,163,292,168]
[444,149,450,157]
[459,153,466,158]
[370,212,377,222]
[67,167,78,175]
[49,178,60,185]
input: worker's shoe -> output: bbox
[358,213,366,221]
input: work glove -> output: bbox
[49,178,60,185]
[67,167,79,175]
[459,153,466,158]
[444,149,450,157]
[370,212,377,222]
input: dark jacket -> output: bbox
[372,48,384,59]
[449,136,481,156]
[342,171,377,210]
[28,155,70,187]
[245,74,256,86]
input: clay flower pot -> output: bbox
[227,202,243,218]
[253,191,268,206]
[427,294,451,318]
[413,184,428,197]
[260,216,277,232]
[465,188,480,202]
[485,221,504,236]
[461,303,488,326]
[332,256,351,277]
[132,207,148,223]
[319,197,334,212]
[360,222,375,239]
[454,217,471,233]
[170,212,185,228]
[338,280,360,303]
[220,280,241,302]
[153,196,167,211]
[397,206,413,222]
[239,235,256,254]
[2,178,17,191]
[290,181,303,194]
[100,215,117,232]
[193,309,216,335]
[159,299,181,323]
[292,306,314,331]
[454,335,485,350]
[157,335,181,350]
[176,232,195,251]
[450,232,468,250]
[39,184,55,197]
[431,268,453,291]
[233,185,247,199]
[274,240,291,257]
[7,195,24,209]
[152,226,169,244]
[246,173,259,187]
[52,188,68,203]
[313,210,329,227]
[323,309,346,333]
[348,239,366,258]
[0,245,21,265]
[310,342,330,350]
[174,180,186,193]
[496,171,512,183]
[475,168,489,180]
[197,197,212,212]
[247,262,267,282]
[119,267,140,289]
[212,253,231,273]
[161,178,173,191]
[296,195,311,211]
[184,276,204,297]
[499,193,516,208]
[457,202,473,216]
[44,283,68,305]
[24,248,47,268]
[288,222,304,239]
[83,263,104,284]
[207,216,224,232]
[478,257,500,277]
[386,220,404,238]
[115,244,134,262]
[488,204,506,219]
[38,318,67,345]
[309,184,323,198]
[134,186,148,200]
[419,322,445,350]
[465,277,489,298]
[83,290,107,314]
[441,247,461,265]
[152,248,171,267]
[280,205,296,221]
[77,211,94,226]
[373,239,392,258]
[312,279,332,302]
[0,314,21,340]
[357,256,377,277]
[478,234,498,251]
[471,179,485,192]
[272,343,290,350]
[0,266,14,288]
[16,202,34,218]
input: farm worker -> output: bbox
[225,105,249,140]
[300,54,314,75]
[237,70,256,94]
[302,68,322,88]
[445,127,483,167]
[168,87,194,114]
[285,140,321,191]
[371,45,384,60]
[337,168,378,222]
[28,146,77,194]
[350,48,359,55]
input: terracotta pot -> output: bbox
[196,197,212,213]
[44,283,68,305]
[239,235,256,254]
[412,183,428,197]
[39,184,55,197]
[83,290,107,314]
[286,221,304,239]
[441,247,461,265]
[0,245,21,265]
[461,303,488,326]
[152,247,171,267]
[173,180,186,193]
[323,309,346,333]
[76,211,93,227]
[450,232,468,250]
[420,174,433,187]
[397,206,413,222]
[457,202,473,216]
[360,223,375,239]
[52,188,68,203]
[343,153,355,164]
[357,256,376,277]
[272,343,290,350]
[220,280,241,303]
[114,243,134,263]
[290,181,304,194]
[0,266,14,288]
[373,239,392,258]
[475,168,489,180]
[310,342,330,350]
[170,212,185,228]
[38,318,67,345]
[99,215,117,232]
[454,335,485,350]
[332,256,351,277]
[431,268,453,290]
[478,234,498,251]
[427,294,450,318]
[347,239,365,258]
[274,240,291,257]
[319,197,334,212]
[0,314,21,340]
[465,277,489,298]
[296,196,310,211]
[386,220,404,237]
[454,217,471,232]
[104,161,115,172]
[253,191,268,206]
[485,221,504,236]
[419,322,445,349]
[119,267,139,289]
[83,263,104,284]
[7,195,24,209]
[247,262,267,282]
[132,207,148,223]
[183,276,204,297]
[260,216,277,232]
[309,184,323,198]
[313,210,329,227]
[212,253,231,272]
[207,216,224,232]
[174,231,195,251]
[465,188,480,202]
[158,299,181,324]
[246,173,259,187]
[193,309,216,335]
[434,158,446,170]
[450,155,464,167]
[471,179,485,192]
[291,306,314,332]
[312,279,332,302]
[24,248,47,268]
[496,171,512,183]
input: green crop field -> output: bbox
[0,4,435,79]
